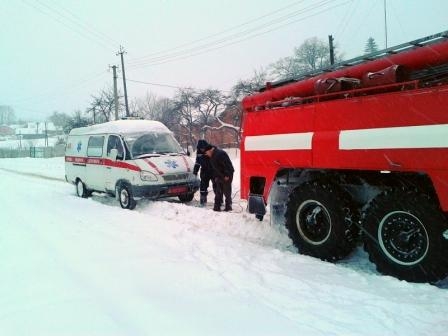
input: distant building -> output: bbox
[0,125,15,136]
[174,106,242,151]
[15,121,60,139]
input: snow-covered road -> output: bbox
[1,158,447,335]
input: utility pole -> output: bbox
[328,35,335,65]
[110,65,119,120]
[117,46,130,117]
[44,121,48,147]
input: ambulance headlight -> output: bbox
[140,170,158,181]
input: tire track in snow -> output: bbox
[0,167,65,182]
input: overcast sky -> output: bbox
[1,0,447,121]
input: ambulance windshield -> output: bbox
[125,132,183,158]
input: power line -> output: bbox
[341,0,378,47]
[124,78,232,93]
[21,0,117,51]
[334,0,358,38]
[125,78,184,90]
[128,0,350,69]
[128,0,335,67]
[44,0,121,48]
[127,0,307,63]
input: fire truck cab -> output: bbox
[240,31,448,283]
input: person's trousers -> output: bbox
[199,174,216,204]
[199,174,216,196]
[214,175,233,209]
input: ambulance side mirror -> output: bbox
[109,148,118,161]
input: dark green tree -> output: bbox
[364,37,379,54]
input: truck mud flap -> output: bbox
[248,193,266,218]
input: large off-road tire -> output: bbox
[285,181,359,261]
[118,184,137,210]
[362,189,448,283]
[76,179,90,198]
[178,192,194,203]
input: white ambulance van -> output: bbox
[65,119,199,209]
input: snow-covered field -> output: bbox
[1,155,447,335]
[0,137,60,149]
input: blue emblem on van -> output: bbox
[77,141,82,152]
[164,159,178,169]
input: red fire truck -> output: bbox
[240,31,448,283]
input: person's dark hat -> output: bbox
[197,139,213,152]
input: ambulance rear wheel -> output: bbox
[118,184,136,210]
[76,179,89,198]
[178,193,194,203]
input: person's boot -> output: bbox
[224,205,232,212]
[200,194,207,206]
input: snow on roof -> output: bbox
[16,127,37,135]
[69,120,170,136]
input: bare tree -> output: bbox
[136,92,159,120]
[48,111,71,128]
[63,110,90,134]
[0,105,16,125]
[269,56,307,81]
[230,69,268,101]
[269,37,342,80]
[195,89,227,127]
[128,98,141,118]
[88,88,118,123]
[202,108,241,147]
[172,88,199,149]
[134,92,176,124]
[295,37,329,71]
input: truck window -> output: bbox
[87,136,104,157]
[107,135,124,160]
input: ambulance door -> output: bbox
[85,135,106,191]
[105,135,125,192]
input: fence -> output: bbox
[0,144,65,159]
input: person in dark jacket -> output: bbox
[203,144,234,212]
[194,140,216,206]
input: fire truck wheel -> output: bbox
[76,179,90,198]
[362,190,448,283]
[285,181,359,261]
[178,193,194,203]
[118,184,137,210]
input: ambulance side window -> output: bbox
[87,136,104,157]
[107,135,124,160]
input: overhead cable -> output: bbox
[128,0,350,69]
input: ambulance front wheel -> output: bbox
[76,179,90,198]
[118,184,137,210]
